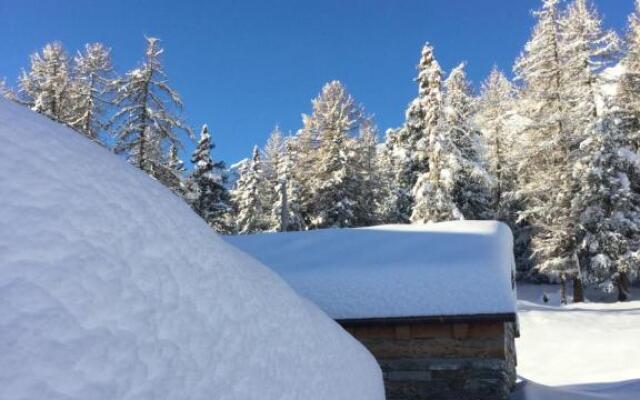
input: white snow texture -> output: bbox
[227,221,517,320]
[0,99,384,400]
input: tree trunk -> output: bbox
[573,252,585,303]
[573,277,584,303]
[560,274,568,305]
[617,272,630,302]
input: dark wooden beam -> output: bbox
[337,312,517,327]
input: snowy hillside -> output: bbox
[512,285,640,400]
[0,99,384,400]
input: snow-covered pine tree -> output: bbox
[353,118,381,226]
[410,131,464,223]
[156,143,186,195]
[231,146,269,234]
[111,37,192,178]
[18,42,73,124]
[377,131,409,223]
[410,45,463,223]
[68,43,115,141]
[386,43,443,222]
[261,126,286,230]
[442,62,493,220]
[1,78,16,101]
[572,112,640,301]
[189,125,232,233]
[167,143,186,174]
[514,0,579,292]
[305,81,366,229]
[271,140,305,232]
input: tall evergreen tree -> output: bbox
[514,0,579,291]
[232,146,269,234]
[410,44,462,223]
[1,78,16,101]
[573,113,640,300]
[18,42,73,123]
[442,62,493,220]
[619,0,640,151]
[410,131,464,223]
[377,131,409,223]
[189,125,232,233]
[261,126,286,230]
[386,43,443,222]
[111,37,192,176]
[269,140,306,232]
[157,143,186,195]
[304,81,366,228]
[69,43,115,140]
[354,119,381,226]
[559,0,619,139]
[476,68,518,218]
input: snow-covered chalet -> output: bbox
[227,221,519,400]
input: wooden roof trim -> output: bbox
[336,312,517,326]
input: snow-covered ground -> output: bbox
[0,99,384,400]
[513,284,640,400]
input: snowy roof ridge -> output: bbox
[226,220,518,320]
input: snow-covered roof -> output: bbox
[0,99,383,400]
[226,221,518,321]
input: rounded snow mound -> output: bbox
[0,99,384,400]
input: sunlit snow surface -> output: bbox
[0,99,384,400]
[227,221,517,320]
[512,284,640,400]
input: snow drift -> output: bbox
[0,99,384,400]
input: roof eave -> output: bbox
[336,312,517,327]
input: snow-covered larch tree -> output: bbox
[476,67,518,218]
[559,0,619,138]
[305,81,365,228]
[556,0,621,300]
[261,126,286,229]
[68,43,115,141]
[18,42,73,124]
[514,0,579,296]
[188,125,232,233]
[231,146,269,234]
[111,37,192,177]
[618,0,640,151]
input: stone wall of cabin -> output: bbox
[342,320,517,400]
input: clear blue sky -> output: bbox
[0,0,633,165]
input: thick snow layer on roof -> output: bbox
[0,99,383,400]
[226,221,518,320]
